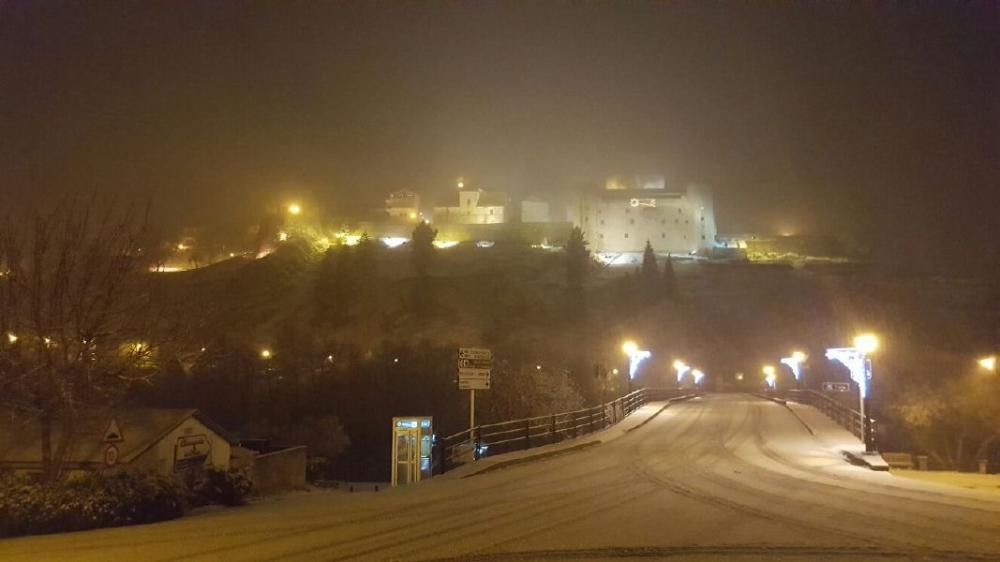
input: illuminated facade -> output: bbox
[571,177,716,254]
[384,190,421,222]
[433,189,508,225]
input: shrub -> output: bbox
[190,467,253,507]
[0,471,188,538]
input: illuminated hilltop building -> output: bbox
[432,179,508,225]
[384,190,422,223]
[573,176,717,254]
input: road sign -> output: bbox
[459,378,490,390]
[458,358,492,369]
[103,444,119,466]
[103,419,124,443]
[458,368,491,379]
[822,382,851,393]
[459,348,492,361]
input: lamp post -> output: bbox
[673,360,690,386]
[622,340,651,394]
[762,365,776,391]
[826,334,879,453]
[780,351,807,387]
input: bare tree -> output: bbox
[0,198,162,481]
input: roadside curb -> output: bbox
[752,392,786,405]
[624,393,700,434]
[842,450,891,471]
[458,394,700,478]
[460,441,602,477]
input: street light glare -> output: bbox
[260,349,272,360]
[622,340,638,355]
[762,365,776,376]
[287,203,302,215]
[979,356,997,372]
[792,351,807,362]
[673,359,686,370]
[854,334,879,354]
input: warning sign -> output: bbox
[103,419,124,443]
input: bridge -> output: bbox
[3,394,1000,561]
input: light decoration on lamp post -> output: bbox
[622,340,651,379]
[762,365,776,390]
[692,369,705,385]
[780,351,807,383]
[673,360,691,384]
[826,334,879,453]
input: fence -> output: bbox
[435,387,686,474]
[781,389,875,441]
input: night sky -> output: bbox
[2,2,997,269]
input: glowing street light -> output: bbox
[780,351,807,383]
[260,349,272,360]
[287,203,302,216]
[621,340,651,392]
[854,334,879,354]
[692,369,705,385]
[6,332,17,344]
[826,332,879,453]
[762,365,777,390]
[979,355,997,372]
[673,359,691,384]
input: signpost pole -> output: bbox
[469,388,476,430]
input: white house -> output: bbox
[0,408,234,477]
[571,176,717,254]
[433,189,508,225]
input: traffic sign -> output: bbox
[822,382,851,393]
[103,419,124,443]
[103,444,119,466]
[459,378,490,390]
[458,358,492,369]
[458,368,491,379]
[459,348,492,361]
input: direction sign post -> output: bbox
[458,348,492,436]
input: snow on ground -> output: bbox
[892,469,1000,496]
[2,394,999,561]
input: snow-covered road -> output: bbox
[3,394,1000,561]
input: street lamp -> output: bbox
[287,203,302,216]
[978,355,996,372]
[622,340,651,393]
[692,369,705,385]
[762,365,776,390]
[780,351,807,385]
[826,333,879,453]
[673,359,690,384]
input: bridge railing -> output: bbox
[781,389,874,440]
[435,387,686,475]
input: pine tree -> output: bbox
[411,221,437,277]
[663,253,677,299]
[565,226,589,290]
[640,240,661,303]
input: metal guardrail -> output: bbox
[435,387,685,474]
[781,389,875,441]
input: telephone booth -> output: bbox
[391,416,433,487]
